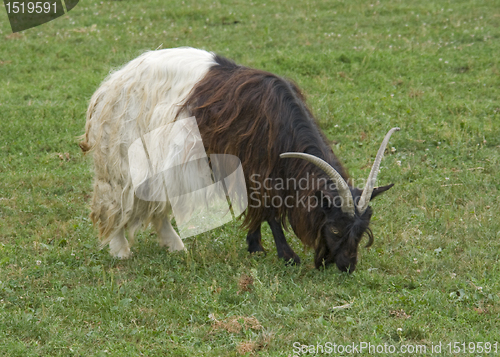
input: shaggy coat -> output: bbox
[81,47,394,271]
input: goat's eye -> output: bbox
[330,227,340,235]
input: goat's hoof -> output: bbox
[167,245,187,253]
[248,244,266,255]
[160,243,187,252]
[159,238,186,252]
[111,247,131,259]
[283,254,301,266]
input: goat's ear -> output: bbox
[314,236,329,269]
[370,183,394,200]
[315,191,334,211]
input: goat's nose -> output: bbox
[337,263,356,273]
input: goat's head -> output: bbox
[281,127,399,273]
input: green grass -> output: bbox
[1,0,500,355]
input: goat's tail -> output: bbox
[79,88,103,153]
[79,135,91,153]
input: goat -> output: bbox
[80,47,398,272]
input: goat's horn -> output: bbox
[280,152,355,217]
[357,127,400,214]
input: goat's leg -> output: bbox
[152,216,186,252]
[267,218,300,265]
[108,228,131,258]
[246,223,264,253]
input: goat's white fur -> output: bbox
[82,47,216,257]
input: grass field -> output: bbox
[1,0,500,355]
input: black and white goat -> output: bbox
[80,47,398,272]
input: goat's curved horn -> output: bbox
[280,152,355,217]
[357,127,400,214]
